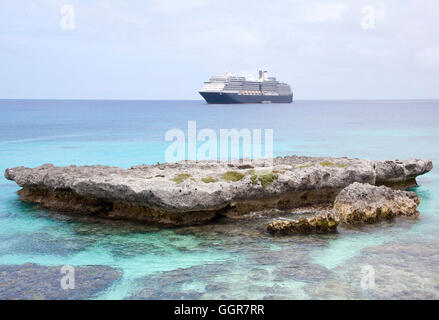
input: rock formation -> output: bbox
[267,212,339,235]
[375,159,433,188]
[0,263,122,300]
[4,156,432,225]
[334,182,421,224]
[268,181,424,235]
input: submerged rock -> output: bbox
[267,212,339,234]
[334,182,421,224]
[273,263,334,283]
[126,262,231,300]
[307,240,439,300]
[4,156,432,225]
[0,263,122,300]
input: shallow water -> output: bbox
[0,99,438,299]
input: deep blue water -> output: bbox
[0,99,438,299]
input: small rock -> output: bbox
[374,159,433,187]
[334,182,421,224]
[0,263,122,300]
[267,212,339,235]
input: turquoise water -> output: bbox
[0,99,438,299]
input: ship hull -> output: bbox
[199,92,293,104]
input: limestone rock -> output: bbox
[267,212,339,234]
[334,182,421,224]
[0,263,122,300]
[374,159,433,188]
[4,156,431,225]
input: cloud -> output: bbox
[150,0,208,15]
[304,2,348,23]
[416,47,439,70]
[1,0,439,99]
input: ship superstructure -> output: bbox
[199,70,293,104]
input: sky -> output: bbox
[0,0,438,100]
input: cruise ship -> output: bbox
[199,70,293,104]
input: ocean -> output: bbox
[0,99,438,299]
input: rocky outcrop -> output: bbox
[334,182,421,224]
[4,156,432,225]
[375,159,433,188]
[267,212,339,235]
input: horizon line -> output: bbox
[1,98,439,102]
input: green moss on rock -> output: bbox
[201,176,216,183]
[259,172,278,188]
[250,170,278,188]
[320,161,348,168]
[172,173,195,184]
[222,171,245,182]
[299,163,314,169]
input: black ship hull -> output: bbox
[199,92,293,104]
